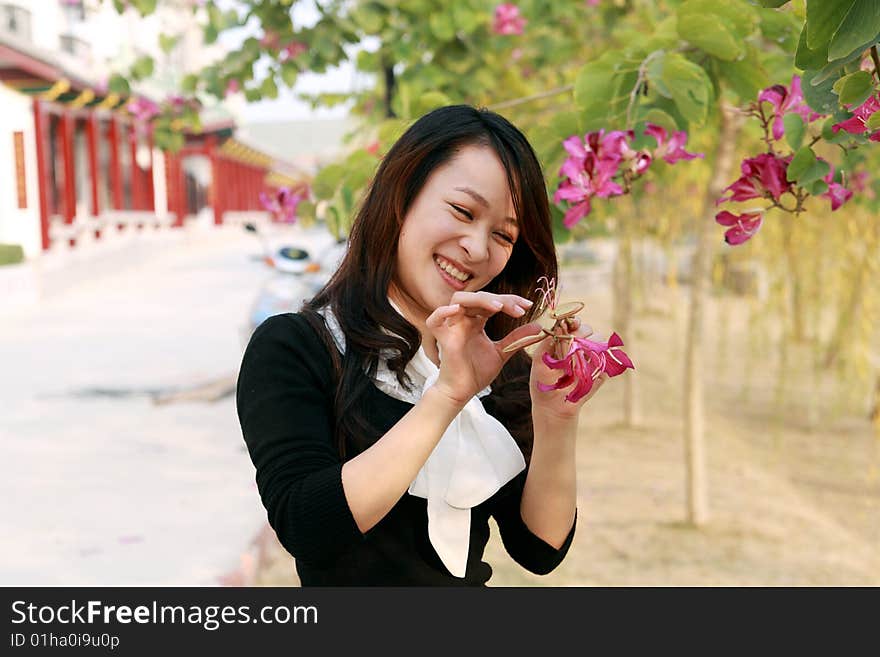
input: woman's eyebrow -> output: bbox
[453,186,518,225]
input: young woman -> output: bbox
[236,105,606,586]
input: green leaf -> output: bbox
[717,51,769,101]
[660,53,713,124]
[806,0,855,51]
[159,34,179,54]
[783,113,805,150]
[759,0,790,7]
[821,116,852,143]
[828,0,880,60]
[677,11,743,61]
[866,110,880,130]
[832,70,874,106]
[800,158,831,185]
[801,69,839,114]
[795,24,829,70]
[641,108,679,134]
[280,61,299,87]
[130,55,154,81]
[429,13,455,41]
[181,74,199,94]
[108,73,130,96]
[805,179,829,196]
[574,60,616,112]
[312,163,345,199]
[645,53,672,98]
[787,146,816,182]
[259,76,278,99]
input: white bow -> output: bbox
[318,302,526,577]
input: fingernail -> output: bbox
[513,305,525,316]
[522,299,534,306]
[491,300,504,309]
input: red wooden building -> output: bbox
[0,36,304,256]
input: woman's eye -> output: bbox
[495,232,515,245]
[449,204,473,220]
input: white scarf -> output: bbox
[316,301,526,577]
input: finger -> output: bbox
[451,291,534,318]
[425,303,462,329]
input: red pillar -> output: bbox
[61,111,77,247]
[86,115,101,239]
[146,133,155,212]
[108,116,123,230]
[32,99,51,251]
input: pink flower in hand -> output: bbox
[644,123,703,164]
[539,333,634,403]
[493,4,526,35]
[715,210,763,246]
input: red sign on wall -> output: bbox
[14,131,27,209]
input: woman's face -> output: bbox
[391,144,520,323]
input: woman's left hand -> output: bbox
[528,316,608,423]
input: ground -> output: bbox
[253,262,880,586]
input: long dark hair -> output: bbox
[301,105,557,460]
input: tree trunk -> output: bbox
[382,58,397,119]
[682,106,742,527]
[613,216,641,426]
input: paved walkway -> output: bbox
[0,222,332,585]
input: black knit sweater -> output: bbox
[235,312,576,586]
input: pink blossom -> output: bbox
[717,153,792,204]
[759,76,824,141]
[126,97,160,122]
[281,41,307,61]
[554,132,626,227]
[225,79,240,96]
[493,3,526,35]
[260,30,280,49]
[820,164,853,211]
[585,0,601,6]
[259,187,305,223]
[538,333,634,403]
[832,94,880,140]
[644,123,703,164]
[715,210,763,246]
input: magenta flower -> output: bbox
[225,79,240,96]
[539,333,634,403]
[715,210,763,246]
[259,187,305,224]
[832,94,880,141]
[126,97,160,122]
[493,3,526,35]
[585,0,601,5]
[820,164,853,211]
[759,76,824,140]
[717,153,792,204]
[644,123,703,164]
[554,132,626,227]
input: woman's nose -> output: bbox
[459,229,490,263]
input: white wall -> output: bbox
[0,83,42,258]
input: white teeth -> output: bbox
[435,256,470,282]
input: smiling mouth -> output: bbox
[433,255,473,285]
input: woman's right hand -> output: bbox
[426,291,543,405]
